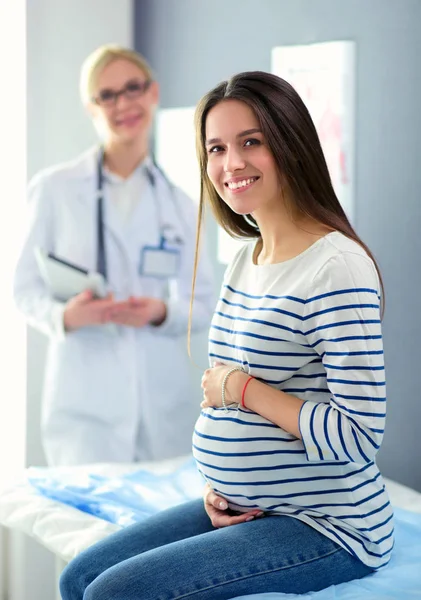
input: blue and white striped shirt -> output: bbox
[193,232,393,570]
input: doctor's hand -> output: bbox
[63,290,116,331]
[200,363,247,409]
[106,296,167,328]
[204,484,263,528]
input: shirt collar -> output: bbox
[102,154,153,185]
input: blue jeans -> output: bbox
[60,499,373,599]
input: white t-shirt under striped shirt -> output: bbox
[192,231,393,570]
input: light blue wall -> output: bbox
[135,0,421,491]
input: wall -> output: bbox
[15,3,134,599]
[0,3,27,598]
[134,0,421,491]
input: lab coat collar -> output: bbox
[71,147,162,247]
[68,146,98,179]
[69,147,183,250]
[72,146,154,181]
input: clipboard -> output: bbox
[34,247,108,301]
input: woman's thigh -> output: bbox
[83,514,373,600]
[60,499,214,599]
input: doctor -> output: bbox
[14,45,215,466]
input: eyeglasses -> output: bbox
[92,80,152,107]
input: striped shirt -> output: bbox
[192,232,394,570]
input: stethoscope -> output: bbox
[96,148,183,280]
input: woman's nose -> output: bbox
[223,147,246,173]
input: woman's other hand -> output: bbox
[63,290,115,331]
[200,364,247,409]
[204,483,263,528]
[106,297,167,328]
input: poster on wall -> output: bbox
[272,40,356,222]
[155,106,246,264]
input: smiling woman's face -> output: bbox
[89,58,159,145]
[205,99,281,217]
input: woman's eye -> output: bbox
[98,90,115,102]
[244,138,261,147]
[208,145,223,154]
[126,82,142,92]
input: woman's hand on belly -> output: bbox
[201,364,248,409]
[204,483,263,528]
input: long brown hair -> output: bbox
[188,71,384,351]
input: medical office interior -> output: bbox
[0,0,420,599]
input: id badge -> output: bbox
[139,237,180,278]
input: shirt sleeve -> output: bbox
[13,173,67,340]
[298,251,386,464]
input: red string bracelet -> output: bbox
[241,376,254,408]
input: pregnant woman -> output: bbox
[60,70,392,600]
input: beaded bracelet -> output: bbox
[221,367,243,412]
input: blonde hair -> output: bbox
[79,44,154,105]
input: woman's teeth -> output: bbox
[227,177,258,190]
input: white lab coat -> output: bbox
[14,147,215,466]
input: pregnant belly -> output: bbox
[192,409,304,512]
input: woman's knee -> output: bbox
[59,562,79,599]
[82,571,120,600]
[59,555,91,600]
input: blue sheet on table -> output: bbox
[28,458,204,527]
[28,459,421,599]
[231,507,421,599]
